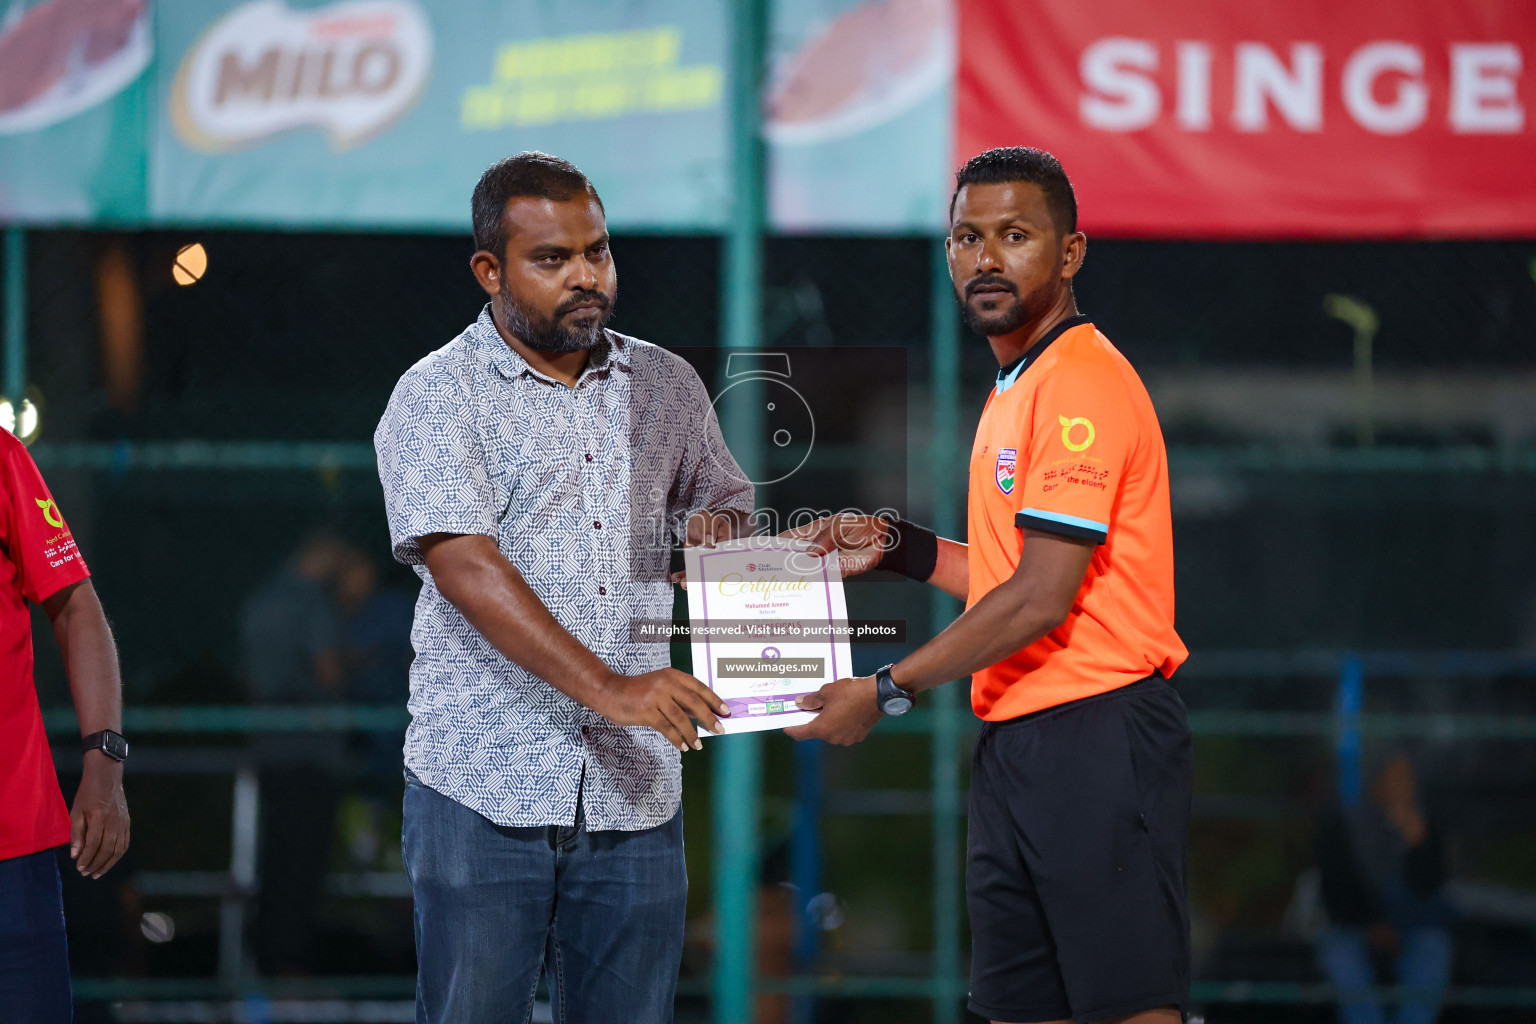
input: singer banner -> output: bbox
[956,0,1536,237]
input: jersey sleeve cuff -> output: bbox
[30,566,92,606]
[1016,508,1108,545]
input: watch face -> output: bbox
[883,695,914,716]
[103,732,128,760]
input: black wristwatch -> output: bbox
[81,729,129,763]
[874,664,915,716]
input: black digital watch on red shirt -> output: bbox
[81,729,129,762]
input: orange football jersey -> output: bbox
[966,316,1187,720]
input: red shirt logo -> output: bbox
[36,497,64,528]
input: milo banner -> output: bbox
[0,0,950,232]
[152,0,730,229]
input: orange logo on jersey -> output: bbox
[1058,416,1095,452]
[36,497,64,528]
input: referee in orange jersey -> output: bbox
[787,147,1191,1024]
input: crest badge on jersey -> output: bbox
[995,448,1018,494]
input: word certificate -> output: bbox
[683,539,852,735]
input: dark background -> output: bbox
[6,230,1536,1021]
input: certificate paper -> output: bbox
[683,539,851,735]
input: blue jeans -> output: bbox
[1317,925,1452,1024]
[402,773,687,1024]
[0,849,72,1024]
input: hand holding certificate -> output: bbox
[683,538,852,735]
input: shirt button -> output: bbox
[593,520,602,529]
[598,586,607,595]
[585,453,594,462]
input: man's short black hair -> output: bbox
[949,146,1077,236]
[472,152,604,259]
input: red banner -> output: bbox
[956,0,1536,237]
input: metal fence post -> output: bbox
[3,228,25,402]
[713,0,768,1021]
[221,765,260,988]
[789,737,823,1024]
[928,239,964,1021]
[1336,655,1365,806]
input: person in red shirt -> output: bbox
[0,429,130,1021]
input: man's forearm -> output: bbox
[46,581,123,736]
[421,533,729,750]
[46,579,130,877]
[893,579,1060,693]
[422,534,616,707]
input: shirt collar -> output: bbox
[995,314,1092,393]
[472,304,632,385]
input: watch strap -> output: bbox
[81,729,129,762]
[874,664,915,714]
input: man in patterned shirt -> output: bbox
[374,153,752,1023]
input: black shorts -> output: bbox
[966,675,1192,1024]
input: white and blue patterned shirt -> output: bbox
[375,306,753,830]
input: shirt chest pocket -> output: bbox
[512,447,586,528]
[479,397,584,530]
[483,387,636,533]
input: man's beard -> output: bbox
[499,278,617,354]
[958,273,1055,337]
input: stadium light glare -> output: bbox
[0,395,40,444]
[173,242,208,285]
[140,911,176,943]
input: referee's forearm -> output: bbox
[896,529,1093,691]
[925,537,969,601]
[893,584,1060,693]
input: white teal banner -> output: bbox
[0,0,153,221]
[766,0,953,231]
[0,0,953,231]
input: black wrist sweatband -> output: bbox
[878,517,938,583]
